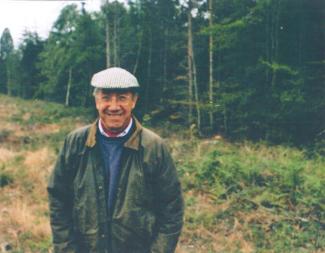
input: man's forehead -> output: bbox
[100,89,134,95]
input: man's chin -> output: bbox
[106,124,124,133]
[108,127,122,133]
[101,118,130,133]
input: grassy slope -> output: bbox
[175,140,324,253]
[0,94,324,253]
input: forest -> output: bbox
[0,0,324,252]
[0,0,324,146]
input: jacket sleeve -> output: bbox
[150,142,184,253]
[47,138,78,253]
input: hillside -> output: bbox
[0,94,324,253]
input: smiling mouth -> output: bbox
[104,111,123,116]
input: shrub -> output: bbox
[0,169,14,187]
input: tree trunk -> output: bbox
[193,51,201,134]
[298,0,303,66]
[144,29,152,113]
[105,19,111,67]
[133,30,142,74]
[265,4,271,83]
[113,9,119,66]
[105,4,111,68]
[162,27,168,98]
[271,0,281,88]
[187,0,201,133]
[116,15,120,67]
[216,34,223,134]
[6,57,13,96]
[187,3,193,126]
[274,0,280,63]
[208,0,214,129]
[224,105,228,135]
[65,67,72,106]
[6,67,11,96]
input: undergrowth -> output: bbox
[1,94,324,252]
[177,140,325,252]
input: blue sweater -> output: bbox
[98,127,133,214]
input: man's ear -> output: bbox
[95,96,100,110]
[132,94,138,109]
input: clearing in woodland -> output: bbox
[0,94,324,253]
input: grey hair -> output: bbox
[92,87,102,97]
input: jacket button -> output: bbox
[98,186,103,190]
[101,234,105,238]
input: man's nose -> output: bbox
[108,97,120,110]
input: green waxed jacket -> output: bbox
[47,118,184,253]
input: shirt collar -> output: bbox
[98,118,133,138]
[86,117,142,150]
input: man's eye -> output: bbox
[118,96,127,101]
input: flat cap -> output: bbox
[91,67,139,89]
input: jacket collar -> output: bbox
[85,116,142,150]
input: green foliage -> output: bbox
[38,4,103,106]
[0,28,14,60]
[19,32,44,99]
[0,94,94,152]
[0,167,14,187]
[0,0,324,146]
[1,93,323,252]
[0,129,11,142]
[0,28,22,96]
[181,140,325,251]
[15,231,51,253]
[8,96,93,125]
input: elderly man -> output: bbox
[47,67,184,253]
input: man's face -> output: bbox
[95,90,138,133]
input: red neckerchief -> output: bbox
[100,119,131,137]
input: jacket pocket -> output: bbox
[73,200,99,234]
[112,209,156,251]
[77,228,99,253]
[111,220,150,253]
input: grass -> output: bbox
[176,139,325,252]
[0,94,324,252]
[0,94,93,252]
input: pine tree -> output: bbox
[0,28,14,95]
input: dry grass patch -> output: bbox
[23,147,55,197]
[0,103,17,119]
[18,123,61,136]
[36,123,61,135]
[24,147,55,171]
[0,147,54,251]
[181,190,255,253]
[0,148,16,163]
[0,201,51,249]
